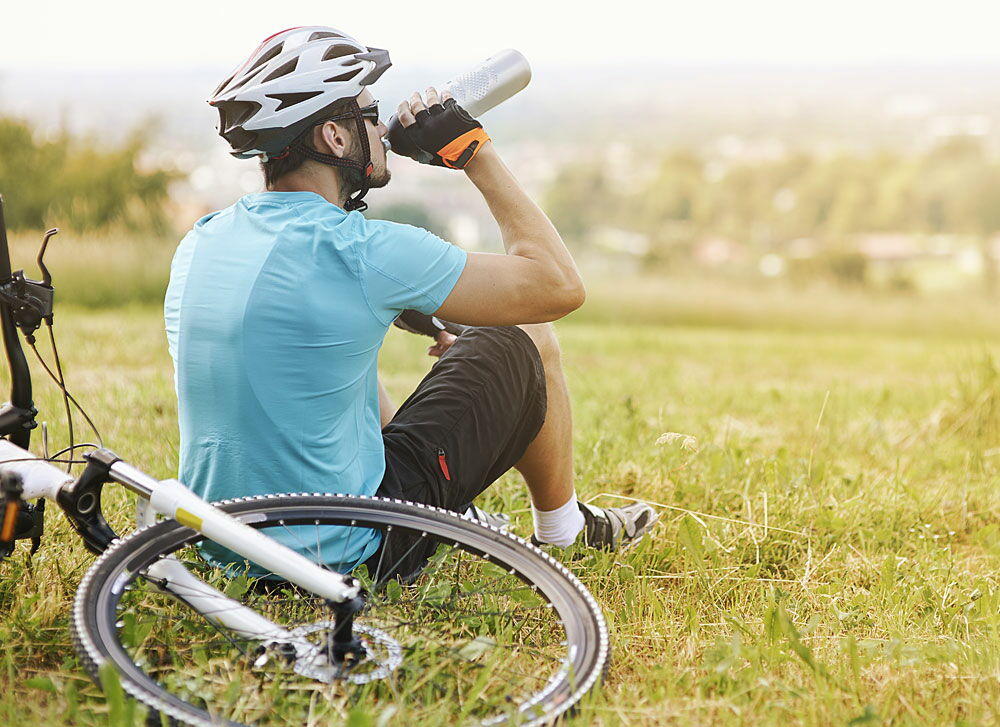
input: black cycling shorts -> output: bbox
[365,325,547,580]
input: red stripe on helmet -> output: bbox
[259,27,304,46]
[229,27,305,80]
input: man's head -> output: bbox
[261,88,390,193]
[209,27,392,209]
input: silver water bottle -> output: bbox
[438,48,532,117]
[385,49,532,160]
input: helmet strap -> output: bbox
[293,98,374,213]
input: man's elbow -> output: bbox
[511,269,587,322]
[549,276,586,318]
[562,278,586,313]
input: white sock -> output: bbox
[532,494,585,547]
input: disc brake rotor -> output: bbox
[290,621,403,684]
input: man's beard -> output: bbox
[341,139,390,195]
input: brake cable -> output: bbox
[0,222,104,558]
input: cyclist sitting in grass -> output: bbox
[165,26,657,578]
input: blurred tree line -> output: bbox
[545,136,1000,281]
[0,117,175,232]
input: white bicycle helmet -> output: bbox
[209,26,391,161]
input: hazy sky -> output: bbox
[5,0,1000,72]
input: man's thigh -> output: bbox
[366,326,546,582]
[377,325,547,512]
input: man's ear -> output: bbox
[314,121,349,158]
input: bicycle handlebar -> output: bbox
[0,195,36,448]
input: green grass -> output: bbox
[2,289,1000,725]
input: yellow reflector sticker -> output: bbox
[175,508,203,531]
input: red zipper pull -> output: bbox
[437,448,451,481]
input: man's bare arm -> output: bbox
[396,89,585,327]
[377,377,397,428]
[433,144,585,325]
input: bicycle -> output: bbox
[0,195,609,726]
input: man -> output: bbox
[165,26,657,577]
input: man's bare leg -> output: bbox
[511,323,660,549]
[514,323,576,510]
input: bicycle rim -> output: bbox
[71,494,608,726]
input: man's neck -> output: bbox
[268,169,346,208]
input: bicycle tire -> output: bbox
[71,493,608,726]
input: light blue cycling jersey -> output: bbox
[164,191,466,572]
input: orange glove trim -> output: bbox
[438,128,491,169]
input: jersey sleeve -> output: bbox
[357,220,467,324]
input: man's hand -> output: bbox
[390,87,491,169]
[427,330,457,358]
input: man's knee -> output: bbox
[517,323,562,369]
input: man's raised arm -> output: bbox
[396,88,585,327]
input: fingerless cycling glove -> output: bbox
[387,99,491,169]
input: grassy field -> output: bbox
[1,284,1000,725]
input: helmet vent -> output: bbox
[228,100,262,127]
[267,91,324,111]
[324,68,362,83]
[247,43,284,75]
[214,100,262,131]
[211,73,236,97]
[322,44,359,61]
[226,62,270,94]
[263,58,299,83]
[309,31,345,41]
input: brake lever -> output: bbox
[0,228,57,338]
[37,228,57,288]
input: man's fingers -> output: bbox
[409,91,427,115]
[398,89,453,128]
[401,92,428,128]
[427,330,456,357]
[397,99,416,127]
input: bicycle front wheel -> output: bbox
[71,494,608,726]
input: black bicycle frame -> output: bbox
[0,196,36,449]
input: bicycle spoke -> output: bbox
[373,533,433,587]
[276,520,325,564]
[372,525,391,582]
